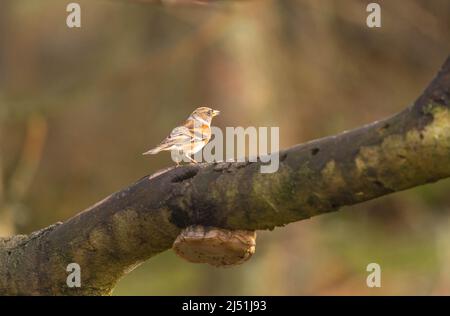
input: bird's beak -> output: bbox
[212,110,220,117]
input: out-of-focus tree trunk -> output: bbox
[0,115,47,237]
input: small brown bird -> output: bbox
[143,106,220,164]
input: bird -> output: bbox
[143,106,220,165]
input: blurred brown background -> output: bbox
[1,0,450,295]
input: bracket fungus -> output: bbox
[172,226,257,267]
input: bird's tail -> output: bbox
[142,147,162,155]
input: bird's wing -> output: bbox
[168,126,193,141]
[143,126,193,155]
[153,126,192,149]
[183,119,210,140]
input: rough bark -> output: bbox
[0,57,449,295]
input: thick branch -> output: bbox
[1,57,449,295]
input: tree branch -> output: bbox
[1,56,449,295]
